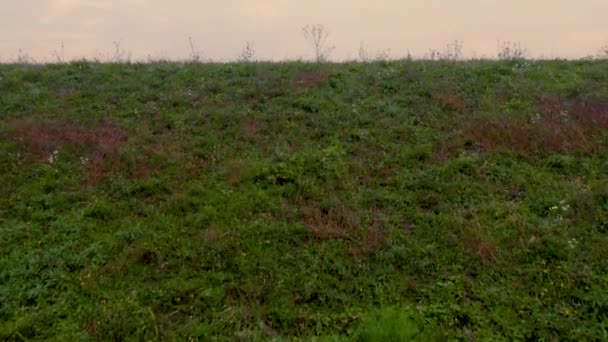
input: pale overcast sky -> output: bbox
[1,0,607,61]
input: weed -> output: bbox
[187,36,204,63]
[296,70,330,88]
[433,91,467,112]
[457,97,608,155]
[427,40,464,61]
[597,43,608,59]
[302,25,335,63]
[112,40,131,63]
[302,204,356,241]
[9,119,176,184]
[238,42,256,62]
[497,40,529,60]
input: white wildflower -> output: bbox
[47,150,59,164]
[16,152,22,165]
[567,238,579,249]
[531,113,541,124]
[549,200,570,222]
[79,156,89,164]
[559,110,569,123]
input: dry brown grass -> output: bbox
[301,203,388,259]
[11,119,128,160]
[295,70,330,88]
[456,97,608,155]
[225,160,246,185]
[433,91,467,113]
[462,232,498,263]
[241,120,263,139]
[302,204,354,241]
[10,119,177,184]
[348,225,386,260]
[203,228,221,244]
[84,320,101,337]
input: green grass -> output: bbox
[1,59,608,340]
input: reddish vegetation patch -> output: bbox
[295,70,330,88]
[203,228,221,244]
[301,204,388,258]
[84,320,101,337]
[357,164,398,186]
[11,120,128,159]
[349,226,386,260]
[302,205,354,240]
[457,97,608,155]
[10,119,172,184]
[433,91,467,112]
[433,150,450,162]
[462,233,498,263]
[226,160,245,185]
[101,261,128,276]
[127,246,156,265]
[241,120,262,139]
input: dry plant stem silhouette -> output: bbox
[238,42,256,62]
[426,40,463,61]
[358,41,370,62]
[6,37,608,63]
[497,40,529,60]
[598,43,608,58]
[112,41,131,63]
[445,40,463,61]
[302,24,335,63]
[16,49,36,64]
[375,49,391,62]
[51,42,65,64]
[188,36,203,63]
[358,42,392,62]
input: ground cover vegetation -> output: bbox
[1,57,608,340]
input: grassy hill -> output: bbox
[1,59,608,340]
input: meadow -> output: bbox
[1,58,608,340]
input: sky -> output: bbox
[1,0,607,62]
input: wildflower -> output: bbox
[48,149,59,164]
[559,110,569,123]
[531,113,541,124]
[9,152,23,164]
[80,156,89,164]
[550,201,569,214]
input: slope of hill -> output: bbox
[1,60,608,340]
